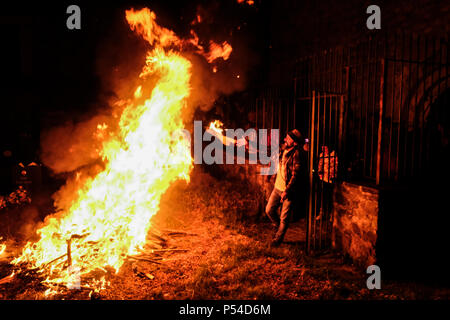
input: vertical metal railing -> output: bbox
[306,90,316,254]
[243,33,449,256]
[278,33,450,186]
[306,90,344,254]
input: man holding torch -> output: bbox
[265,129,303,246]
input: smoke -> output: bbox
[17,206,40,240]
[180,1,260,122]
[38,5,253,211]
[40,113,116,174]
[0,205,41,242]
[39,11,145,176]
[182,50,246,124]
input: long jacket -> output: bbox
[280,146,301,196]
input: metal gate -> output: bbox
[306,90,345,254]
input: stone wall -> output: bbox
[332,182,379,267]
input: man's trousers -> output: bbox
[265,188,293,242]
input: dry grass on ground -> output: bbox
[1,168,449,299]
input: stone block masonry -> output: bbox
[332,182,379,267]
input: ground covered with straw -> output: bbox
[0,168,449,299]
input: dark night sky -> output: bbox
[0,0,270,160]
[0,0,448,161]
[0,0,270,113]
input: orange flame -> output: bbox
[208,120,224,135]
[207,120,237,147]
[126,8,232,65]
[205,41,232,63]
[134,85,142,99]
[13,8,194,289]
[0,237,6,256]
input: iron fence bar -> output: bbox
[348,45,354,181]
[324,51,332,247]
[307,90,316,255]
[387,35,397,180]
[324,94,328,249]
[363,39,371,178]
[333,48,337,97]
[326,96,334,245]
[446,34,449,131]
[293,78,297,128]
[313,93,322,251]
[395,32,405,181]
[403,33,413,178]
[425,37,437,171]
[446,35,449,176]
[330,97,336,242]
[343,64,349,181]
[369,39,378,178]
[418,36,428,175]
[319,93,326,249]
[411,35,420,177]
[438,36,444,126]
[325,95,330,246]
[338,95,345,176]
[427,38,442,168]
[358,45,364,178]
[323,97,336,246]
[335,95,344,240]
[319,93,324,250]
[432,38,445,174]
[376,58,386,185]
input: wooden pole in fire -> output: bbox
[66,239,72,267]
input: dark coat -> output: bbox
[281,146,301,196]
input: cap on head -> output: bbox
[287,129,303,145]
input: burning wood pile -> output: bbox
[0,227,196,297]
[0,7,232,297]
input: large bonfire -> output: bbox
[11,8,231,292]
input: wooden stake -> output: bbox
[43,253,68,268]
[66,239,72,267]
[127,256,162,265]
[163,229,197,236]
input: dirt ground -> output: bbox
[0,168,449,300]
